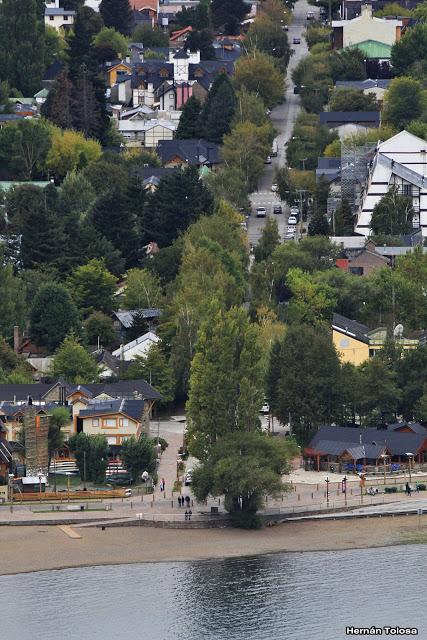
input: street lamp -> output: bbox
[406,453,414,483]
[325,476,330,505]
[342,475,347,506]
[38,471,43,503]
[8,473,14,511]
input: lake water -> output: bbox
[1,545,425,640]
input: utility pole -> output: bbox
[83,450,87,491]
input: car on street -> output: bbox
[284,231,295,240]
[273,204,282,214]
[271,183,278,192]
[264,155,272,164]
[286,226,296,234]
[306,11,314,19]
[288,215,298,225]
[293,37,301,44]
[260,401,270,414]
[240,221,248,231]
[256,206,267,218]
[184,469,193,486]
[106,474,133,486]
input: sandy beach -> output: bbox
[0,515,426,575]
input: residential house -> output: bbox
[93,349,121,380]
[332,312,420,365]
[157,138,220,168]
[0,423,12,480]
[355,130,427,237]
[76,398,148,448]
[335,79,391,104]
[304,424,427,473]
[332,4,402,50]
[117,106,178,147]
[112,331,160,361]
[319,111,380,138]
[44,0,76,29]
[112,309,162,340]
[343,239,390,275]
[169,25,193,47]
[316,157,341,183]
[133,167,178,191]
[42,60,64,89]
[0,403,72,442]
[330,232,426,258]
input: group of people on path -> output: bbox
[159,478,166,492]
[178,495,191,508]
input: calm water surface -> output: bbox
[1,545,425,640]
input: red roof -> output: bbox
[335,258,349,271]
[170,26,193,41]
[131,0,158,12]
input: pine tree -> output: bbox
[100,0,132,36]
[68,6,103,77]
[200,74,236,143]
[0,0,45,95]
[308,212,330,237]
[175,96,202,139]
[41,70,74,130]
[30,284,81,351]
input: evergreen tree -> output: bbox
[211,0,247,34]
[67,258,117,317]
[186,29,216,60]
[200,74,236,143]
[332,199,354,235]
[175,96,202,139]
[0,0,45,95]
[100,0,132,35]
[30,283,81,351]
[52,334,99,382]
[72,65,106,140]
[41,70,74,130]
[308,212,330,236]
[68,6,103,76]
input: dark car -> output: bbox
[273,205,282,214]
[293,37,301,44]
[106,475,132,486]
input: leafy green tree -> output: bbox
[123,268,163,310]
[0,0,45,95]
[121,434,156,482]
[414,385,427,423]
[254,218,280,263]
[246,14,290,69]
[67,259,117,317]
[52,334,99,383]
[383,77,423,129]
[285,268,337,326]
[332,199,353,235]
[0,262,27,342]
[272,324,342,442]
[232,88,269,128]
[371,186,414,236]
[84,311,116,347]
[44,25,67,67]
[329,89,378,112]
[308,211,330,236]
[123,344,175,405]
[200,74,236,143]
[211,0,247,34]
[358,357,400,425]
[396,346,427,420]
[143,166,214,247]
[131,24,169,47]
[93,26,128,58]
[391,23,427,76]
[205,165,250,210]
[59,171,96,219]
[186,29,216,60]
[192,431,297,526]
[233,51,284,108]
[30,283,80,351]
[175,96,202,139]
[48,407,69,464]
[222,121,271,191]
[100,0,132,35]
[187,305,263,460]
[69,432,109,483]
[0,119,52,179]
[176,3,209,29]
[374,2,411,16]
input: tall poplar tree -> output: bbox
[0,0,45,95]
[100,0,132,36]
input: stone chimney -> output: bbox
[361,4,373,18]
[13,325,20,354]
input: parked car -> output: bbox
[286,226,296,234]
[273,205,282,214]
[264,155,272,164]
[271,183,278,192]
[306,11,314,19]
[240,221,248,231]
[256,206,267,218]
[288,215,298,225]
[106,474,133,486]
[285,231,295,239]
[293,37,301,44]
[184,469,193,486]
[271,140,278,157]
[290,206,299,215]
[260,402,270,414]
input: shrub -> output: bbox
[231,512,263,529]
[385,486,398,493]
[416,483,426,491]
[153,437,169,452]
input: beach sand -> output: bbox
[0,515,426,575]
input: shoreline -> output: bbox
[1,514,426,576]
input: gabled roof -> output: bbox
[113,309,162,328]
[344,40,392,59]
[0,438,12,464]
[387,422,427,435]
[332,313,369,344]
[173,48,190,59]
[157,138,220,166]
[67,379,162,401]
[112,332,159,358]
[335,79,391,91]
[170,26,193,42]
[45,7,75,15]
[79,398,146,421]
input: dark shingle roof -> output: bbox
[113,309,162,328]
[309,425,427,457]
[335,79,391,90]
[332,313,369,344]
[157,139,220,166]
[319,111,381,126]
[0,379,162,402]
[387,422,427,435]
[79,398,146,421]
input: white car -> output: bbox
[286,226,296,234]
[288,215,298,225]
[271,184,278,192]
[260,402,270,414]
[264,156,272,164]
[290,207,299,216]
[256,206,267,218]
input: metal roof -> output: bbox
[344,40,392,59]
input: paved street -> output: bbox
[248,0,315,245]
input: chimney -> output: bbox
[361,4,373,18]
[13,325,20,354]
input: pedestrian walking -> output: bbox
[185,495,190,507]
[188,509,192,521]
[185,510,188,521]
[406,482,411,496]
[178,496,181,507]
[162,478,165,490]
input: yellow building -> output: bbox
[332,314,419,366]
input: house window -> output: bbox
[340,338,349,348]
[349,267,363,276]
[64,15,68,20]
[107,437,117,445]
[194,68,204,77]
[103,418,117,428]
[159,69,169,78]
[49,15,54,20]
[92,418,99,427]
